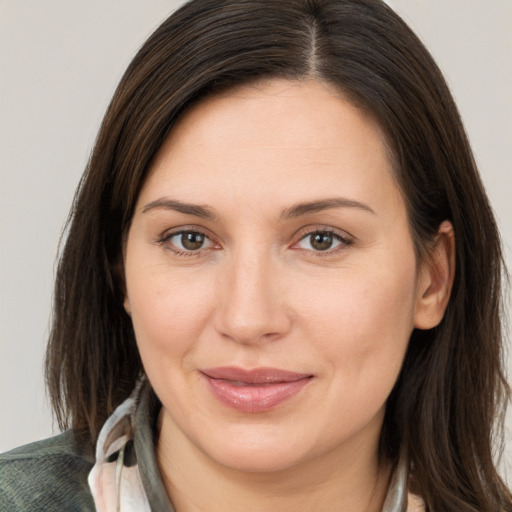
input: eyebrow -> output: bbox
[141,196,375,220]
[142,198,217,220]
[280,197,376,218]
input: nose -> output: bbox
[213,246,292,345]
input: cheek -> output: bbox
[125,262,217,362]
[292,260,418,382]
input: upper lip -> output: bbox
[201,367,312,384]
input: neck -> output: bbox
[156,412,392,512]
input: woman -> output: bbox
[1,0,510,510]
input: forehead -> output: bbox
[159,79,384,155]
[138,78,402,217]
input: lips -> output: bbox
[200,367,313,413]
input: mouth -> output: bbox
[200,367,313,413]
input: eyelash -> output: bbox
[157,229,216,257]
[156,227,354,257]
[292,228,354,256]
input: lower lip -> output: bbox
[202,375,312,413]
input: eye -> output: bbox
[160,230,215,254]
[295,230,352,253]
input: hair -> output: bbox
[45,0,511,510]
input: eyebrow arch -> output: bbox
[142,197,375,220]
[142,198,218,220]
[281,198,376,218]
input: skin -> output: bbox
[123,79,454,512]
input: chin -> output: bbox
[214,446,303,474]
[199,426,308,474]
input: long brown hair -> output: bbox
[46,1,511,509]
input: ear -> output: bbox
[114,256,131,316]
[413,220,455,330]
[124,296,131,316]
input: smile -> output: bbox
[200,367,313,413]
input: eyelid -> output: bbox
[290,226,355,254]
[154,224,354,257]
[156,226,221,255]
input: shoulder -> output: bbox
[0,431,95,512]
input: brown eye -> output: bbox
[295,230,351,253]
[181,232,205,250]
[310,232,334,251]
[164,230,214,253]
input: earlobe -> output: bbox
[124,296,131,316]
[114,256,131,316]
[413,220,455,330]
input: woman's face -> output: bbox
[123,79,431,473]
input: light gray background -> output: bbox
[1,0,511,477]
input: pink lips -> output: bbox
[201,367,313,413]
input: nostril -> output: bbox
[214,310,291,346]
[213,259,292,344]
